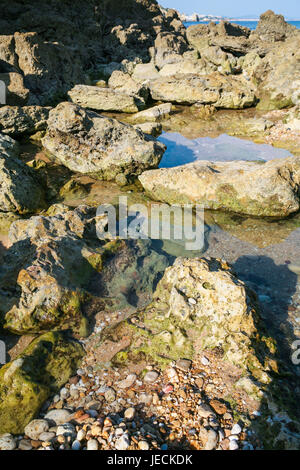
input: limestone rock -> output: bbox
[253,10,299,42]
[0,150,45,214]
[149,73,256,108]
[0,72,29,106]
[108,70,149,105]
[68,85,141,113]
[0,106,50,136]
[132,63,160,82]
[0,132,19,157]
[0,332,83,434]
[0,205,168,335]
[42,102,165,182]
[139,156,300,217]
[112,257,277,382]
[129,103,173,123]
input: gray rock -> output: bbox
[0,106,50,137]
[0,151,45,214]
[44,409,72,425]
[42,102,165,183]
[24,419,49,440]
[0,433,16,450]
[144,371,159,383]
[68,85,140,113]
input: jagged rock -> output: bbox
[0,132,19,157]
[253,10,299,42]
[68,85,141,113]
[149,73,256,108]
[0,148,45,215]
[151,32,189,69]
[108,70,149,104]
[0,72,29,106]
[0,332,83,434]
[132,63,160,82]
[0,0,187,105]
[42,102,165,182]
[284,106,300,131]
[110,256,277,383]
[134,122,162,136]
[129,103,173,123]
[0,106,50,136]
[139,156,300,217]
[254,37,300,110]
[0,205,168,335]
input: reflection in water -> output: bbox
[158,133,291,168]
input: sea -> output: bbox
[183,20,300,30]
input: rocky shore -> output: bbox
[0,2,300,451]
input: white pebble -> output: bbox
[87,439,98,450]
[201,356,210,366]
[231,423,242,435]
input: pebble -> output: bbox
[24,419,49,440]
[44,409,72,425]
[201,356,210,366]
[77,429,86,441]
[204,429,218,450]
[115,434,130,450]
[144,370,159,383]
[18,439,33,450]
[188,298,197,305]
[60,387,70,400]
[176,359,192,372]
[118,374,136,389]
[56,423,75,437]
[229,440,239,450]
[161,443,168,450]
[198,403,216,418]
[124,407,135,420]
[39,432,56,442]
[87,439,99,450]
[138,440,150,450]
[0,433,16,450]
[231,423,242,435]
[71,440,81,450]
[104,387,116,403]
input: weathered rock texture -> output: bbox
[0,106,50,136]
[68,85,141,113]
[0,138,45,214]
[149,73,256,108]
[139,156,300,217]
[107,257,279,396]
[0,332,83,434]
[42,102,165,182]
[0,0,187,105]
[0,205,168,335]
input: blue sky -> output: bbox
[160,0,300,19]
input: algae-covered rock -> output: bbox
[139,156,300,217]
[114,257,277,378]
[42,102,165,183]
[0,205,168,335]
[0,331,83,434]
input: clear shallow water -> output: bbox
[183,20,300,30]
[158,133,291,168]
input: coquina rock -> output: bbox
[0,205,168,335]
[108,70,149,105]
[42,102,165,183]
[139,156,300,217]
[0,332,83,434]
[68,85,142,113]
[0,106,50,137]
[149,73,256,108]
[0,143,45,214]
[128,103,173,123]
